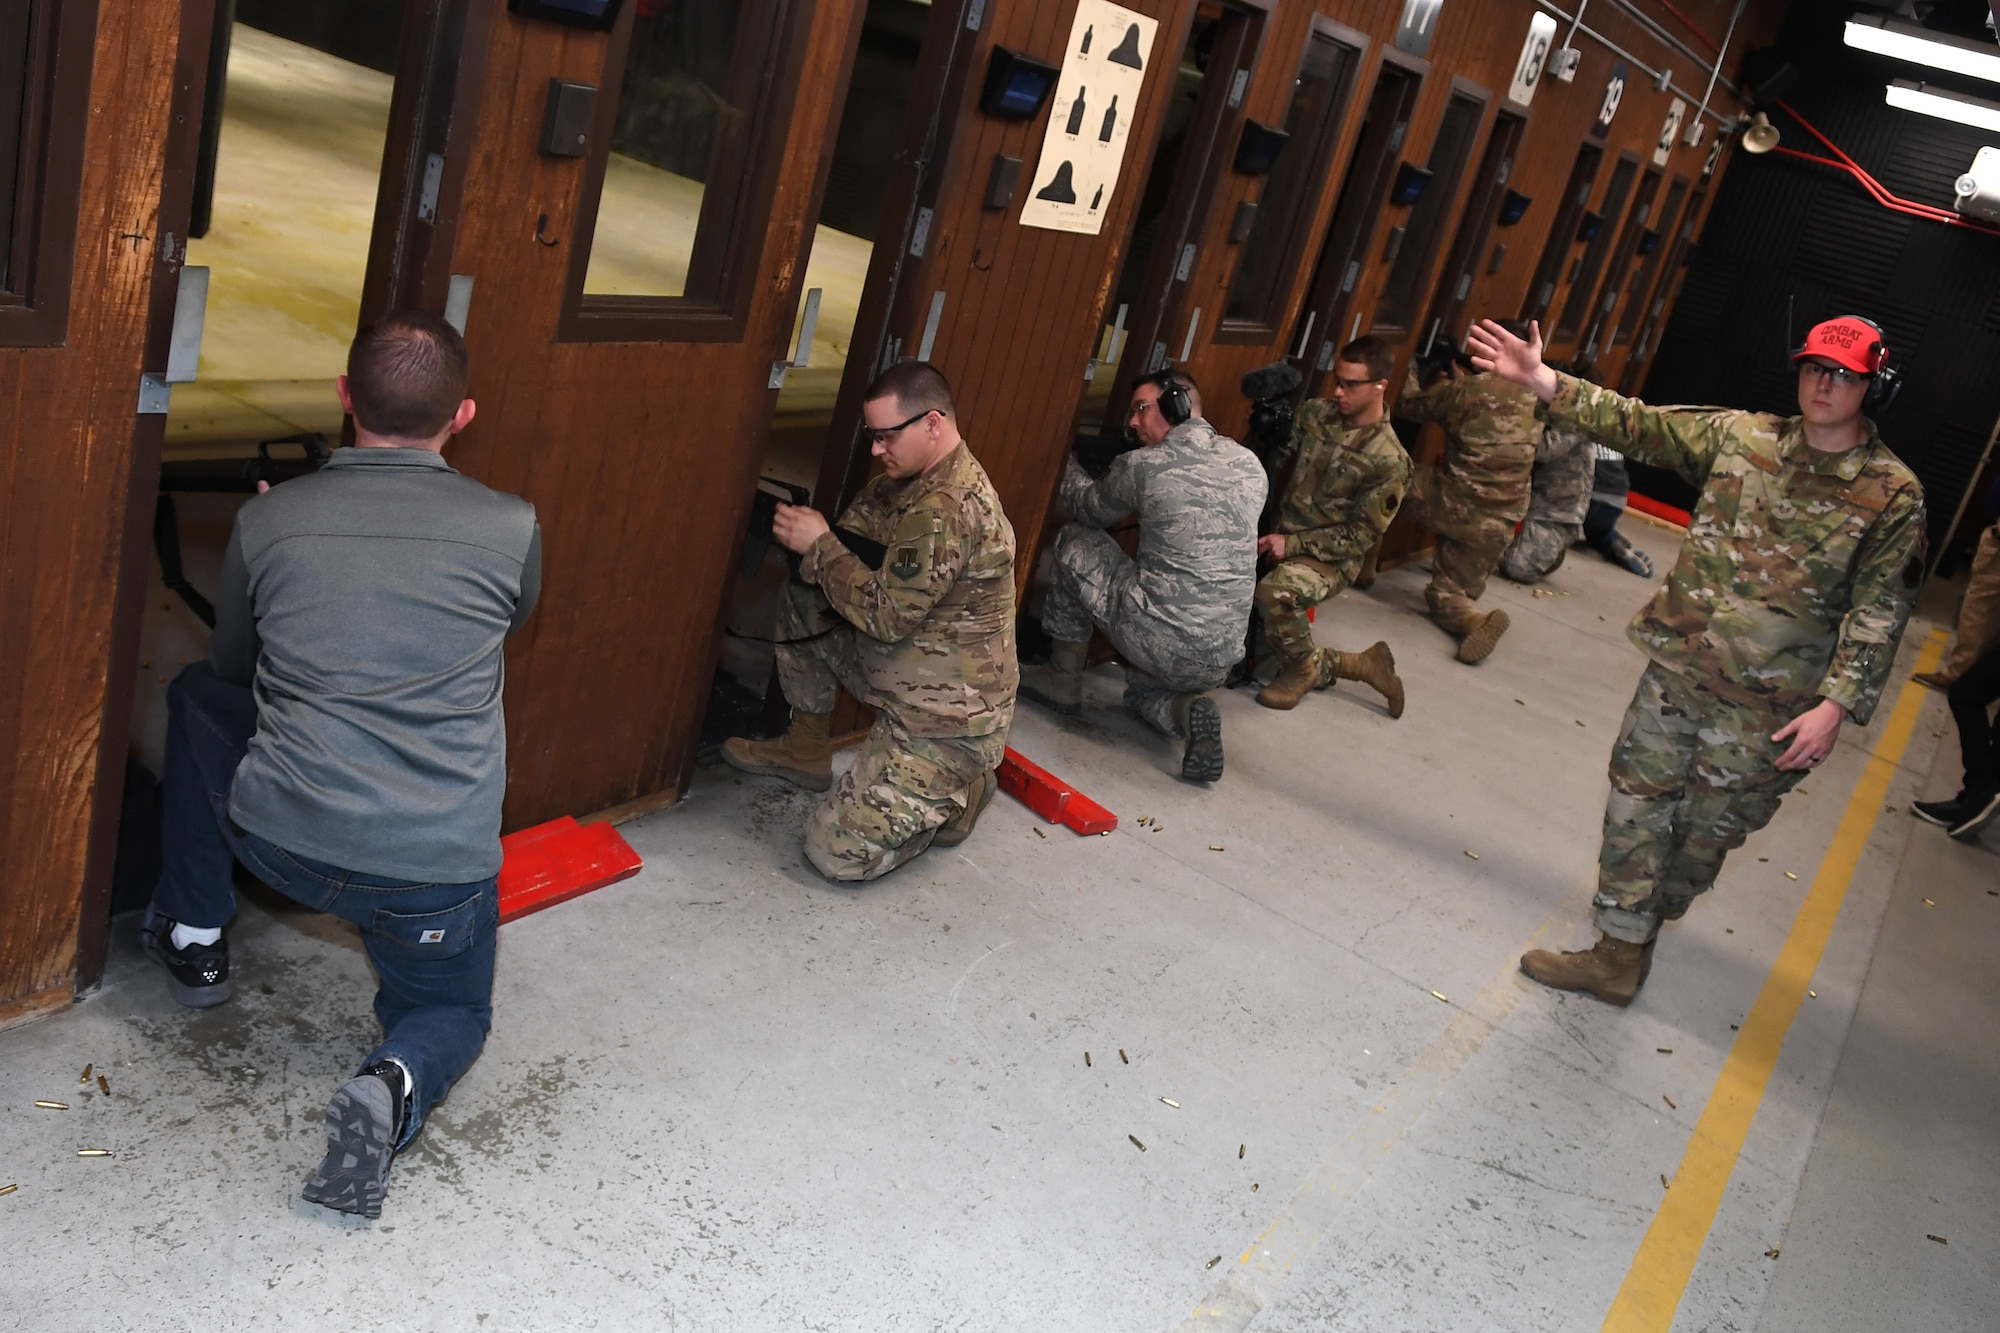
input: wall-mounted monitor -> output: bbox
[508,0,623,30]
[979,47,1060,121]
[1233,120,1291,175]
[1390,161,1433,207]
[1576,210,1605,243]
[1497,189,1533,226]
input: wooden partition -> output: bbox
[0,0,211,1026]
[433,0,867,828]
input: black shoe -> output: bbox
[1948,789,2000,841]
[139,911,232,1008]
[1912,796,1970,828]
[302,1061,409,1219]
[1180,695,1224,782]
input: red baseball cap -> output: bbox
[1791,317,1888,376]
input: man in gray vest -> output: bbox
[141,311,541,1219]
[1021,369,1265,780]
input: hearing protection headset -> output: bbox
[1793,315,1903,415]
[1142,370,1194,427]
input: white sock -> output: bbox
[169,923,222,950]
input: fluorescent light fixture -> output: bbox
[1846,15,2000,84]
[1884,78,2000,133]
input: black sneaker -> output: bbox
[1912,796,1970,828]
[1948,789,2000,841]
[139,911,232,1008]
[302,1061,409,1219]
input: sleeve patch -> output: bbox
[889,545,925,580]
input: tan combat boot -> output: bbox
[720,711,834,791]
[1456,609,1511,664]
[1255,651,1330,710]
[933,767,998,848]
[1020,638,1088,715]
[1519,934,1655,1007]
[1331,641,1405,719]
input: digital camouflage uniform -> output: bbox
[1254,399,1413,675]
[1544,373,1927,943]
[1044,419,1266,735]
[778,442,1018,882]
[1396,365,1540,633]
[1501,424,1595,583]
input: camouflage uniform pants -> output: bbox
[1500,520,1583,584]
[1253,558,1350,673]
[1408,466,1515,635]
[1044,525,1235,737]
[776,579,1003,883]
[1593,663,1804,944]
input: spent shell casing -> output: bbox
[1430,990,1449,1003]
[1205,1256,1222,1270]
[1238,1144,1245,1159]
[1084,1052,1092,1067]
[96,1075,109,1096]
[0,1183,16,1196]
[1927,1234,1948,1245]
[1209,845,1224,852]
[1657,1048,1674,1054]
[79,1064,92,1084]
[1764,1248,1781,1259]
[1464,851,1479,860]
[1923,898,1935,906]
[1119,1049,1129,1064]
[76,1149,110,1157]
[1251,1183,1259,1192]
[34,1101,67,1110]
[1785,871,1798,880]
[1663,1095,1677,1109]
[1161,1098,1180,1109]
[1129,1134,1146,1152]
[1661,1174,1670,1188]
[1033,827,1047,839]
[1808,990,1817,998]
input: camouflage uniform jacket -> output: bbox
[1270,400,1413,579]
[1545,373,1925,726]
[801,441,1018,738]
[1397,365,1541,524]
[1527,424,1596,526]
[1059,418,1266,666]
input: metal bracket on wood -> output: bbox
[770,287,823,389]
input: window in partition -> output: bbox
[1521,142,1600,328]
[1555,153,1635,342]
[1,0,91,346]
[572,0,806,336]
[1220,22,1362,334]
[1373,88,1484,337]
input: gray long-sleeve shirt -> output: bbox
[213,447,541,882]
[1059,418,1266,673]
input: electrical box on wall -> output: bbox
[1549,46,1582,83]
[541,79,596,157]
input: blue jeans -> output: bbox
[150,663,498,1148]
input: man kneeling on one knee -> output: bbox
[1020,369,1264,781]
[1252,336,1411,716]
[723,362,1017,881]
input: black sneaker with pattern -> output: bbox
[139,911,232,1008]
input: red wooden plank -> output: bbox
[497,817,643,923]
[997,747,1119,836]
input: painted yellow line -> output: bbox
[1601,627,1948,1332]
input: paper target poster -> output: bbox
[1020,1,1159,236]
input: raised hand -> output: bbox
[1465,319,1558,402]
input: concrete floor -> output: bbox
[3,517,1995,1332]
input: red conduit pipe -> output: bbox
[1770,97,2000,235]
[1654,0,1739,69]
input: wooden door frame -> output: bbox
[816,0,987,515]
[1368,72,1490,343]
[1291,45,1426,399]
[1575,163,1660,366]
[1098,0,1271,421]
[1420,99,1528,347]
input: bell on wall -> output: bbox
[1742,111,1780,154]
